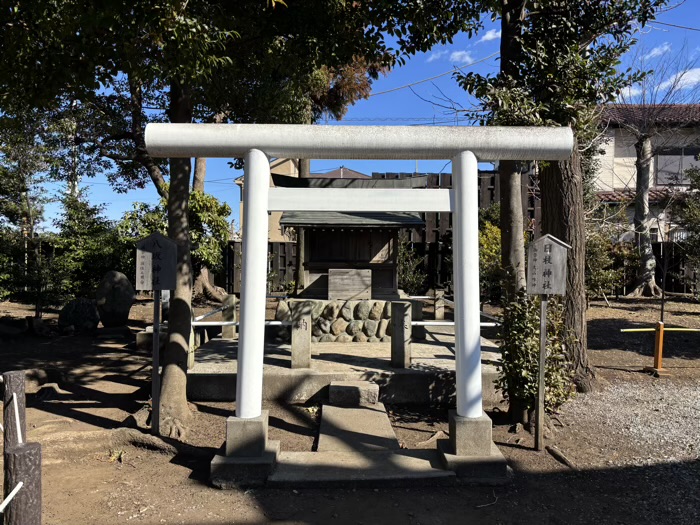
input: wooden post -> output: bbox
[653,321,665,370]
[391,301,412,368]
[3,371,26,451]
[535,295,548,452]
[152,291,161,436]
[643,321,669,377]
[222,294,238,340]
[3,442,41,525]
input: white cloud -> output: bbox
[617,85,642,101]
[450,50,474,64]
[426,50,448,63]
[645,42,672,60]
[659,68,700,91]
[477,29,501,44]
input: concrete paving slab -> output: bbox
[317,403,399,453]
[268,449,456,488]
[187,325,503,406]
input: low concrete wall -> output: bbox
[187,366,501,409]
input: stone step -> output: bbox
[317,403,399,453]
[268,449,456,488]
[328,380,379,406]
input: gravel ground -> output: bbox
[559,376,700,468]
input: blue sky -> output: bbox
[42,1,700,232]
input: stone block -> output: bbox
[438,440,509,480]
[434,290,445,321]
[363,319,378,337]
[211,440,280,488]
[291,314,311,369]
[391,301,411,368]
[275,300,291,321]
[355,300,371,320]
[95,271,135,327]
[448,410,493,457]
[329,381,379,406]
[346,320,363,336]
[369,301,384,321]
[222,295,237,340]
[225,411,270,457]
[322,300,342,320]
[330,318,349,336]
[317,318,331,334]
[340,301,354,322]
[136,329,167,351]
[377,319,389,338]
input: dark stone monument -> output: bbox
[95,271,136,327]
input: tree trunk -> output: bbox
[159,80,194,439]
[293,158,310,295]
[540,139,594,392]
[499,0,530,421]
[189,157,227,304]
[631,135,661,297]
[499,160,527,295]
[193,266,227,303]
[193,158,206,192]
[498,1,527,298]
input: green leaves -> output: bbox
[496,291,575,413]
[117,189,231,274]
[457,0,670,134]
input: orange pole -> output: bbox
[653,321,665,370]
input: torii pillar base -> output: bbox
[210,411,279,488]
[438,411,509,481]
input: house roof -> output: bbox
[601,104,700,127]
[597,188,674,204]
[279,211,425,228]
[314,167,369,179]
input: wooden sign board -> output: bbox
[328,269,371,300]
[136,233,177,291]
[527,234,570,296]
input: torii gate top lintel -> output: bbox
[145,123,573,162]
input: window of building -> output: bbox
[656,147,700,185]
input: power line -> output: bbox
[369,52,500,97]
[652,21,700,32]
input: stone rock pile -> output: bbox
[276,299,393,343]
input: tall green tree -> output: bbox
[459,0,668,393]
[1,0,483,438]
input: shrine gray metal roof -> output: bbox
[279,211,425,228]
[271,173,427,189]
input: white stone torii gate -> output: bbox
[145,123,573,478]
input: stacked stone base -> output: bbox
[275,298,424,343]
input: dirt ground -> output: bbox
[0,297,699,524]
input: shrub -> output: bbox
[479,221,501,302]
[496,290,575,419]
[397,236,427,296]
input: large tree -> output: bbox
[1,0,483,438]
[459,0,668,392]
[604,47,700,297]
